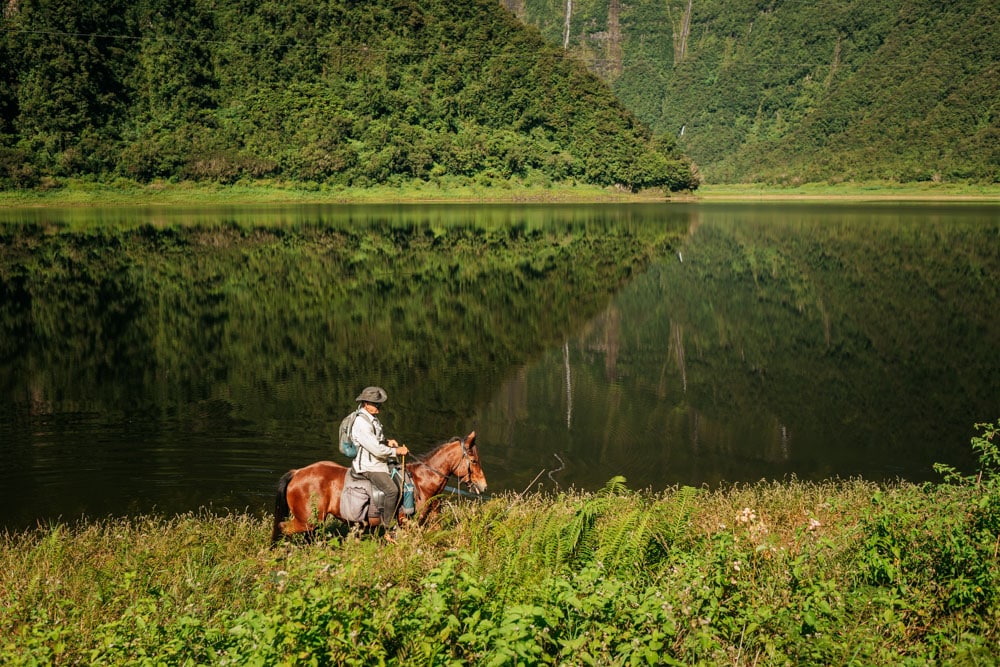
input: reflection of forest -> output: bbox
[0,210,694,526]
[478,205,1000,488]
[0,214,683,444]
[4,204,997,503]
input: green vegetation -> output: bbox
[694,182,1000,202]
[3,421,1000,664]
[0,0,697,194]
[514,0,1000,185]
[0,177,677,208]
[4,0,994,193]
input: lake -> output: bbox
[1,201,998,530]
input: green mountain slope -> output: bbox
[0,0,697,192]
[506,0,999,184]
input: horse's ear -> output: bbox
[466,431,477,446]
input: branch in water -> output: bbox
[548,453,566,486]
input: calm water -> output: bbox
[2,202,998,530]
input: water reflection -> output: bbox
[1,202,998,529]
[0,204,686,529]
[476,203,1000,493]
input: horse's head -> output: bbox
[457,431,488,495]
[416,431,489,497]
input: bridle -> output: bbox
[416,440,476,487]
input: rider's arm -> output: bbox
[351,416,397,459]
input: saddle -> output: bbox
[340,468,415,523]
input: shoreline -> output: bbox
[693,183,1000,203]
[1,180,999,208]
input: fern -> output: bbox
[485,479,699,583]
[580,484,702,574]
[664,486,699,543]
[600,475,629,496]
[592,500,655,574]
[538,499,577,569]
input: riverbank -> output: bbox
[3,468,1000,664]
[2,178,999,208]
[0,179,664,208]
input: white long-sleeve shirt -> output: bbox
[350,408,395,474]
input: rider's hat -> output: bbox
[355,386,388,404]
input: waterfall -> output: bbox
[563,0,572,49]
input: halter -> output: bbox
[417,440,476,487]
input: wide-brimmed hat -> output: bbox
[355,386,388,404]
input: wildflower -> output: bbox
[808,518,822,531]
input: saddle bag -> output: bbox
[342,469,386,522]
[340,484,370,523]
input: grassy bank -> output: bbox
[0,178,668,208]
[2,178,999,209]
[695,182,1000,202]
[4,445,1000,665]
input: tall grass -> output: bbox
[4,464,1000,665]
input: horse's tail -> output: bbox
[271,470,295,544]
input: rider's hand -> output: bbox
[388,439,399,447]
[394,445,409,457]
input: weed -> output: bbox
[4,435,1000,664]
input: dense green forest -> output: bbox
[509,0,1000,184]
[0,0,696,192]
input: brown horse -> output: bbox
[271,431,487,542]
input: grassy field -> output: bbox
[2,178,999,209]
[4,435,1000,665]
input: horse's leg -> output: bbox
[421,498,444,526]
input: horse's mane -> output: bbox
[411,436,463,464]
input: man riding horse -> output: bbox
[271,388,487,544]
[349,386,409,539]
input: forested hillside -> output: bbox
[506,0,999,184]
[0,0,697,192]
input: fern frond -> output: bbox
[600,475,629,496]
[643,485,700,566]
[591,497,652,573]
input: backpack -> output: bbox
[338,411,361,458]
